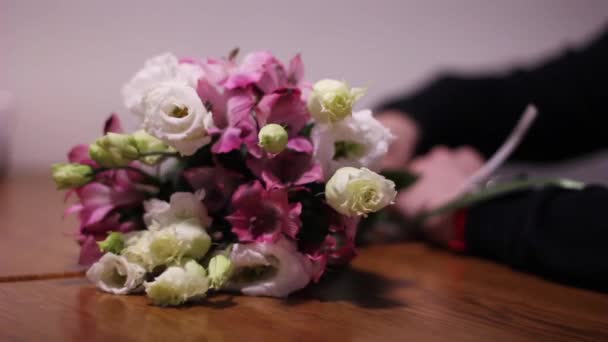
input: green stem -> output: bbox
[93,166,160,185]
[420,178,585,222]
[139,151,180,158]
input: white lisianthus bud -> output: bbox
[145,259,209,306]
[51,163,94,189]
[325,167,397,217]
[311,109,394,178]
[208,254,233,289]
[142,82,213,156]
[122,53,203,118]
[131,130,174,165]
[307,79,365,124]
[86,253,146,295]
[97,232,125,254]
[258,124,288,153]
[89,133,140,167]
[226,237,312,298]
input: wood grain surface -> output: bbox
[0,174,607,341]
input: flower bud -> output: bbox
[98,232,125,254]
[51,163,94,189]
[258,124,288,154]
[144,259,209,306]
[89,133,139,167]
[325,167,396,217]
[208,254,233,289]
[307,79,365,124]
[132,130,174,165]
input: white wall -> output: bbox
[3,0,608,172]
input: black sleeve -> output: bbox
[465,185,608,292]
[378,27,608,162]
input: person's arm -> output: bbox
[379,27,608,162]
[461,185,608,292]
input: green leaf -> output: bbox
[381,169,419,191]
[422,178,585,220]
[298,123,315,139]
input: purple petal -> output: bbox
[83,205,114,226]
[201,57,234,84]
[287,53,304,85]
[257,88,309,136]
[294,161,323,186]
[197,79,227,128]
[212,127,243,154]
[287,137,313,154]
[78,235,104,266]
[68,144,96,166]
[103,114,123,134]
[226,90,255,126]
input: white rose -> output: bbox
[142,82,213,156]
[122,53,203,118]
[143,190,211,229]
[226,237,312,298]
[312,109,394,178]
[144,259,209,306]
[325,167,397,217]
[86,253,146,295]
[307,79,365,123]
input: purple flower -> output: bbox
[257,88,310,137]
[67,170,147,265]
[247,150,323,189]
[197,79,258,154]
[224,51,287,93]
[255,88,313,156]
[182,166,243,214]
[325,214,360,265]
[226,181,302,243]
[302,212,360,282]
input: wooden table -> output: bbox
[1,174,607,341]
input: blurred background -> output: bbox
[1,0,608,175]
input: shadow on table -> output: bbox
[287,266,412,309]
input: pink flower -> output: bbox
[254,88,313,157]
[226,181,301,242]
[68,173,145,228]
[247,150,323,189]
[67,170,147,265]
[197,79,257,154]
[257,87,310,134]
[223,51,307,94]
[182,166,243,213]
[302,213,360,281]
[181,56,237,85]
[224,51,287,93]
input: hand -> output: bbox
[376,110,420,170]
[394,146,484,247]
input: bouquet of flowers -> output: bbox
[51,50,399,306]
